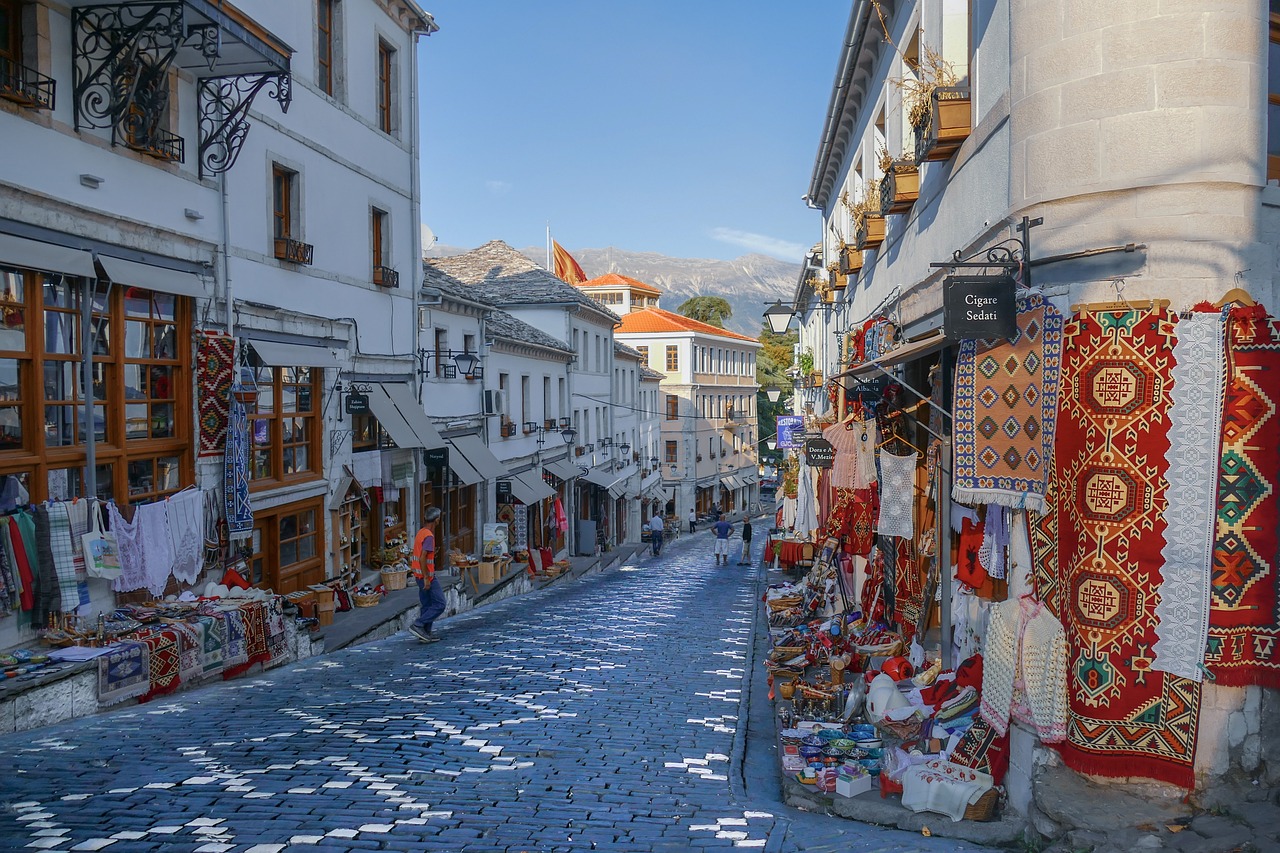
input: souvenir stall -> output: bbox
[764,285,1280,826]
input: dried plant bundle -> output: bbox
[890,44,959,130]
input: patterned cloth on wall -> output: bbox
[953,291,1063,512]
[223,399,254,540]
[1152,311,1226,683]
[1205,306,1280,688]
[197,331,235,457]
[1054,306,1200,788]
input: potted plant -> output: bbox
[827,263,848,290]
[846,185,885,251]
[893,45,970,163]
[798,349,815,376]
[838,244,862,276]
[878,146,920,215]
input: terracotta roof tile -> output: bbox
[580,272,662,296]
[615,308,759,343]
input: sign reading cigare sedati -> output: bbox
[804,438,836,469]
[943,275,1017,340]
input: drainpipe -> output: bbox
[81,276,96,499]
[409,25,424,529]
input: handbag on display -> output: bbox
[81,501,122,581]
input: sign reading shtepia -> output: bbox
[776,415,804,450]
[943,274,1017,340]
[804,438,836,469]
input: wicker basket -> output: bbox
[380,568,409,591]
[964,787,1000,821]
[353,591,381,608]
[767,596,803,612]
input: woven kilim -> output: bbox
[1054,307,1200,788]
[97,640,149,706]
[1030,461,1062,619]
[197,331,235,458]
[954,291,1063,513]
[1205,306,1280,688]
[224,398,254,538]
[139,630,182,702]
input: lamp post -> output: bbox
[763,301,795,335]
[764,385,783,403]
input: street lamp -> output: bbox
[560,427,577,445]
[764,385,782,403]
[766,438,777,451]
[619,442,631,456]
[649,456,659,469]
[763,301,795,335]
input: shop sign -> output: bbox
[344,392,370,415]
[943,274,1017,340]
[804,437,836,469]
[777,415,804,449]
[496,480,512,497]
[423,446,448,469]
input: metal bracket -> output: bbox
[930,216,1044,287]
[197,72,291,177]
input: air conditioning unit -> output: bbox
[483,390,505,417]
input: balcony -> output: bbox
[274,237,314,265]
[124,125,185,163]
[373,266,399,288]
[0,57,55,110]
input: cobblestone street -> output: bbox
[0,530,976,852]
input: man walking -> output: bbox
[712,516,733,565]
[688,508,697,535]
[408,507,445,643]
[648,511,665,557]
[738,519,753,566]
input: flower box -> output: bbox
[829,269,849,290]
[838,245,862,275]
[914,86,971,163]
[855,215,886,251]
[879,162,920,215]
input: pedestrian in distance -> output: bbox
[738,519,753,566]
[712,517,733,565]
[649,511,665,557]
[688,508,697,535]
[408,506,445,643]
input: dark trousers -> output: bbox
[651,533,663,556]
[414,575,446,632]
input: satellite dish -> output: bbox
[421,223,438,255]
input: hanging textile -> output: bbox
[108,502,147,594]
[979,594,1068,743]
[30,506,61,624]
[978,505,1011,581]
[953,291,1063,512]
[876,450,917,539]
[223,398,254,540]
[852,418,878,489]
[6,516,34,613]
[894,537,924,639]
[197,331,236,458]
[1055,306,1199,788]
[1205,306,1280,688]
[65,499,91,607]
[821,421,861,489]
[165,489,205,585]
[45,502,81,614]
[1030,462,1063,619]
[794,465,819,539]
[1152,310,1226,683]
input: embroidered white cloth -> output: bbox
[876,450,917,538]
[979,505,1011,580]
[852,418,879,489]
[1153,312,1225,682]
[165,489,205,585]
[979,594,1068,743]
[900,759,994,822]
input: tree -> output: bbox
[755,324,798,464]
[677,296,733,328]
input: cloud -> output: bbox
[709,227,807,260]
[484,180,512,195]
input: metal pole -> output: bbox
[939,437,953,670]
[81,276,96,499]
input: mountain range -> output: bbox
[428,244,800,338]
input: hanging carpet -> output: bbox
[197,331,235,457]
[1205,306,1280,688]
[953,290,1063,512]
[223,399,254,539]
[1054,306,1200,788]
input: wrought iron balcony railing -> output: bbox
[274,237,314,265]
[124,126,185,163]
[0,57,55,110]
[373,265,398,288]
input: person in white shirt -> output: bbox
[648,513,665,556]
[688,508,697,534]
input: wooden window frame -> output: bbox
[371,207,386,270]
[664,440,678,464]
[247,497,325,593]
[376,39,394,134]
[665,394,678,421]
[317,0,335,96]
[272,165,294,241]
[0,0,22,66]
[0,268,193,505]
[246,365,322,490]
[665,344,678,372]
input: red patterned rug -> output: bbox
[1054,307,1200,788]
[1206,306,1280,688]
[139,629,182,703]
[1030,461,1063,620]
[198,331,235,457]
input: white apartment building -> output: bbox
[616,307,761,522]
[0,0,435,647]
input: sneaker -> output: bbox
[408,624,433,643]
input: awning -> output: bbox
[364,383,445,451]
[836,330,949,380]
[543,457,580,481]
[607,477,633,500]
[247,338,341,369]
[97,255,207,300]
[447,434,509,481]
[508,471,555,505]
[0,233,96,278]
[581,467,616,489]
[447,450,483,486]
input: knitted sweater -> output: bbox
[979,595,1068,744]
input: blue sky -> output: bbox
[418,2,849,262]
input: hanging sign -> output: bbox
[496,480,512,497]
[777,415,804,450]
[804,437,836,469]
[943,274,1017,340]
[423,446,448,469]
[345,393,370,415]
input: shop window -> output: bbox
[247,365,320,487]
[1270,6,1280,181]
[665,344,678,371]
[666,394,678,420]
[247,498,324,593]
[351,412,393,451]
[425,475,476,556]
[376,39,396,134]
